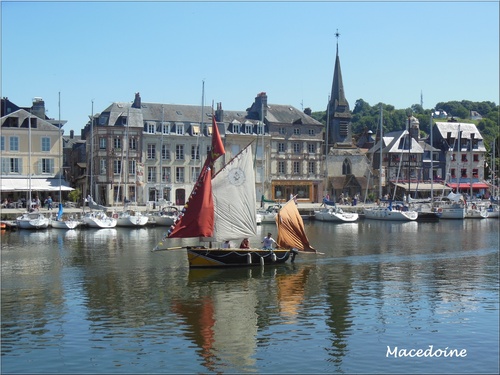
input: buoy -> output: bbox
[247,253,252,264]
[260,256,264,266]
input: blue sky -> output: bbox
[2,1,499,134]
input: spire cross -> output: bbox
[335,29,340,54]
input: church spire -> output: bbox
[327,29,352,148]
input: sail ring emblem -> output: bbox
[228,167,246,186]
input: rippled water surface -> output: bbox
[1,219,499,373]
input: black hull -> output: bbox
[186,246,292,268]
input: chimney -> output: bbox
[132,92,141,109]
[215,102,224,122]
[31,97,46,118]
[255,92,268,121]
[70,130,74,139]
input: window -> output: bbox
[162,167,171,183]
[308,129,315,136]
[113,160,122,175]
[473,154,479,162]
[147,167,157,183]
[176,144,184,160]
[100,159,106,174]
[99,138,107,149]
[233,123,241,133]
[176,124,184,135]
[128,160,136,175]
[278,143,286,153]
[114,138,122,149]
[279,127,286,135]
[461,169,467,178]
[175,167,184,183]
[461,154,467,162]
[161,144,170,160]
[191,145,200,160]
[451,154,456,161]
[191,125,200,136]
[451,168,456,178]
[472,169,479,178]
[339,121,349,136]
[41,159,54,174]
[258,124,265,135]
[8,158,21,173]
[307,143,315,153]
[293,128,300,135]
[293,143,301,154]
[147,144,156,160]
[278,161,286,174]
[342,159,351,175]
[161,123,170,135]
[9,136,19,151]
[41,137,51,152]
[293,161,300,174]
[145,122,155,134]
[308,161,315,174]
[129,138,137,150]
[245,124,252,133]
[191,167,200,182]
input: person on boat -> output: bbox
[222,240,231,249]
[262,233,276,250]
[239,238,250,249]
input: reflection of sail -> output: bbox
[277,266,312,323]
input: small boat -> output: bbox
[314,199,358,222]
[433,193,466,219]
[149,206,179,226]
[363,200,418,221]
[16,212,50,229]
[153,116,317,267]
[485,202,499,218]
[50,203,81,229]
[256,204,280,224]
[82,211,117,228]
[465,202,488,219]
[116,209,149,227]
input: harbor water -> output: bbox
[1,219,499,374]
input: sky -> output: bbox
[2,1,499,134]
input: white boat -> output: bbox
[315,199,358,222]
[485,203,499,218]
[149,206,179,226]
[364,201,418,221]
[256,204,280,224]
[16,212,50,229]
[465,202,488,219]
[82,211,117,228]
[50,203,81,229]
[433,192,466,219]
[116,209,149,227]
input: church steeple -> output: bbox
[327,30,352,148]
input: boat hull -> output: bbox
[51,220,80,229]
[16,213,50,229]
[82,213,117,228]
[314,209,358,222]
[363,207,418,221]
[186,247,291,268]
[116,215,149,227]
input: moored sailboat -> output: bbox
[314,198,358,222]
[153,115,316,267]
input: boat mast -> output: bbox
[159,105,164,201]
[379,103,383,199]
[469,130,473,199]
[430,110,434,201]
[28,111,32,207]
[407,110,411,204]
[261,96,265,200]
[58,91,62,203]
[325,95,330,198]
[90,100,94,200]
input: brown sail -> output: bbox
[275,199,316,253]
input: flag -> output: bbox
[210,115,225,163]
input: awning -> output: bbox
[447,182,490,189]
[392,182,451,191]
[0,178,74,192]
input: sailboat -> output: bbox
[51,92,81,229]
[153,115,316,268]
[16,112,50,230]
[314,198,359,222]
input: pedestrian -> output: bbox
[46,196,53,210]
[261,232,277,250]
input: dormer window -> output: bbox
[176,123,184,135]
[293,128,300,135]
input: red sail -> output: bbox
[168,114,225,238]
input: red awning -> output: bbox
[447,183,490,189]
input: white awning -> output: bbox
[0,178,74,192]
[392,182,451,191]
